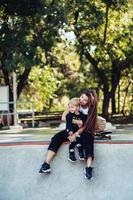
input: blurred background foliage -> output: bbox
[0,0,132,119]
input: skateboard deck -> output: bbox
[95,131,112,140]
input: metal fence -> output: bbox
[0,101,35,128]
[0,101,63,129]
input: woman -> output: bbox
[39,89,97,179]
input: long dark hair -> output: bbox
[83,89,98,136]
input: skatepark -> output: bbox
[0,1,132,199]
[0,124,133,200]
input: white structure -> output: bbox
[0,86,9,111]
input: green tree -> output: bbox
[19,65,59,111]
[119,67,133,115]
[63,0,133,118]
[0,0,65,105]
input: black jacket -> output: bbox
[66,111,87,133]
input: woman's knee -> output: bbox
[82,132,94,147]
[51,130,67,143]
[48,130,68,152]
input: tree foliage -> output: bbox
[0,0,132,117]
[0,0,65,102]
[62,0,133,118]
[19,65,59,111]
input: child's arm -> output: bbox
[66,113,74,134]
[68,114,87,142]
[74,114,87,135]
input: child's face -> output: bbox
[68,103,79,113]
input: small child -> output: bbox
[66,98,87,162]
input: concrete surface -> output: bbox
[0,122,133,144]
[0,142,133,200]
[0,124,133,200]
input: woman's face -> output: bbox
[80,94,89,107]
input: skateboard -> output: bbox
[95,131,112,140]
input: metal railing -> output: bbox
[0,101,35,128]
[0,101,63,129]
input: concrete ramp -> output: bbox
[0,143,133,200]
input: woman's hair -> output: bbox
[82,89,98,136]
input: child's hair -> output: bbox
[68,97,80,107]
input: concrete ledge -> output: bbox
[0,144,133,200]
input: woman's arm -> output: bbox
[72,119,83,128]
[72,113,87,128]
[61,107,69,121]
[75,126,85,136]
[68,126,85,142]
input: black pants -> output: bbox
[48,130,94,159]
[69,136,83,153]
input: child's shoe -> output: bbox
[68,152,77,162]
[79,152,85,160]
[84,167,93,179]
[39,162,51,173]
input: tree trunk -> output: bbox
[1,59,31,113]
[84,51,110,119]
[102,89,110,120]
[122,80,131,115]
[111,62,121,115]
[103,3,109,45]
[117,84,120,113]
[111,92,116,114]
[17,68,31,98]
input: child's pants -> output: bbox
[48,129,94,159]
[69,136,83,153]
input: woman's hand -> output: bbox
[68,134,76,142]
[68,131,73,136]
[72,119,83,128]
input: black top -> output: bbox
[66,111,87,133]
